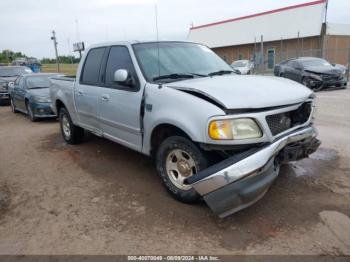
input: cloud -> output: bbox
[0,0,348,59]
[92,0,158,6]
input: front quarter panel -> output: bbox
[142,83,225,155]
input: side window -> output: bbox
[287,60,294,67]
[105,46,138,89]
[291,61,302,69]
[81,47,106,84]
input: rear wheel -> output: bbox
[156,136,208,203]
[26,102,36,122]
[59,107,84,144]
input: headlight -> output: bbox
[209,118,262,140]
[34,96,51,103]
[0,82,7,90]
[309,73,322,81]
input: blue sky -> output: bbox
[0,0,349,58]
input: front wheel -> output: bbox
[26,102,37,122]
[10,98,18,113]
[59,107,84,144]
[156,136,208,203]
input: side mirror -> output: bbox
[113,69,133,87]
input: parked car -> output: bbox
[0,66,32,105]
[333,63,349,77]
[231,60,254,74]
[9,73,59,121]
[50,41,320,218]
[274,57,347,91]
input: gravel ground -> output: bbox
[0,88,349,255]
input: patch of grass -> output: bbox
[41,64,78,76]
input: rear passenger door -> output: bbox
[13,76,26,110]
[75,47,107,134]
[283,61,294,80]
[99,46,144,152]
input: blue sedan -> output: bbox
[9,73,59,121]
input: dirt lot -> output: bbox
[0,88,350,255]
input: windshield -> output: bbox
[0,67,32,77]
[232,61,248,67]
[26,76,51,89]
[132,42,233,82]
[301,59,332,67]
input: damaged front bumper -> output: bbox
[186,125,320,218]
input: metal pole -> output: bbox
[254,37,257,74]
[347,49,350,82]
[51,30,60,73]
[297,31,300,58]
[280,38,283,62]
[260,35,264,75]
[301,36,304,56]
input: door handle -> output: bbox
[77,89,84,96]
[101,94,110,102]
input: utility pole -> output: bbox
[51,30,60,72]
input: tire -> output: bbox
[26,101,37,122]
[10,98,18,113]
[59,107,84,144]
[156,136,208,203]
[279,72,284,77]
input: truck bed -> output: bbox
[49,75,77,122]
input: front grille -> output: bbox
[266,102,312,136]
[322,74,342,81]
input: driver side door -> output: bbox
[99,46,144,152]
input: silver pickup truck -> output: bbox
[50,41,320,218]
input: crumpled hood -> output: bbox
[304,66,342,75]
[167,75,312,109]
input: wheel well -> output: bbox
[55,100,65,113]
[150,124,191,157]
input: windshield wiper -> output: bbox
[29,86,48,89]
[208,70,234,77]
[153,73,195,82]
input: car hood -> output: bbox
[304,66,342,75]
[166,75,312,110]
[0,76,18,83]
[233,67,249,74]
[28,88,50,98]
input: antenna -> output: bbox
[155,2,161,78]
[325,0,329,25]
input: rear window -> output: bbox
[26,76,51,89]
[81,47,106,84]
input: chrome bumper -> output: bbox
[187,125,319,218]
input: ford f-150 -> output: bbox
[50,41,320,218]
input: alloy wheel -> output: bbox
[165,149,197,190]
